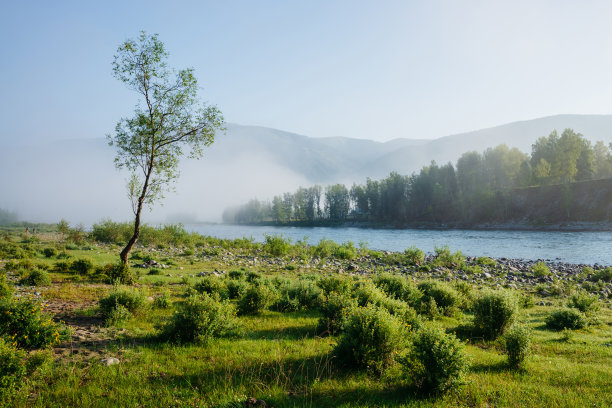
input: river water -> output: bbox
[185,224,612,266]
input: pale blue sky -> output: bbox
[1,0,612,143]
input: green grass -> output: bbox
[0,227,611,407]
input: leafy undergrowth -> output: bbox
[0,227,611,407]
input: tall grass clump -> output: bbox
[194,277,229,300]
[161,294,238,344]
[400,324,469,394]
[472,290,519,339]
[503,325,531,370]
[334,305,405,373]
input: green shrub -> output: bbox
[263,234,291,257]
[237,284,277,315]
[19,269,51,286]
[531,261,550,277]
[503,325,531,369]
[226,280,248,299]
[99,287,147,324]
[373,274,422,307]
[434,246,465,268]
[194,277,229,300]
[70,258,94,275]
[0,297,69,349]
[401,325,469,394]
[546,308,588,331]
[590,267,612,282]
[334,305,405,373]
[316,293,357,335]
[228,269,245,280]
[106,262,133,284]
[245,271,262,283]
[161,294,238,344]
[520,294,535,309]
[333,241,357,260]
[148,268,161,276]
[0,338,27,396]
[461,264,482,275]
[417,281,463,317]
[153,292,173,309]
[404,246,424,265]
[313,238,336,258]
[53,260,73,273]
[567,291,599,315]
[476,257,497,267]
[272,280,322,312]
[472,290,519,339]
[317,276,352,295]
[42,247,58,258]
[0,273,13,299]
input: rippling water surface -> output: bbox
[185,224,612,265]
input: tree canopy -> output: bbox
[109,32,224,264]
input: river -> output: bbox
[185,224,612,265]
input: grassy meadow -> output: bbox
[0,222,611,407]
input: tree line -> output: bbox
[223,129,612,225]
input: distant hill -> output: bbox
[2,114,612,224]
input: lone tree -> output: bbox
[109,32,224,265]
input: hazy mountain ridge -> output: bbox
[2,114,612,224]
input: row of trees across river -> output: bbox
[223,129,612,225]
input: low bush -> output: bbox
[404,246,424,265]
[316,293,357,335]
[476,257,497,267]
[263,234,291,257]
[373,274,422,307]
[401,325,469,394]
[567,291,599,315]
[42,247,58,258]
[70,258,94,275]
[333,241,357,260]
[334,305,405,373]
[160,294,238,344]
[589,267,612,282]
[0,338,27,396]
[194,277,229,300]
[503,324,531,369]
[226,279,248,299]
[19,269,51,286]
[148,268,162,276]
[237,284,277,315]
[99,287,147,324]
[434,246,465,269]
[313,238,336,258]
[0,297,69,349]
[417,281,463,317]
[228,269,245,280]
[53,260,73,274]
[153,292,173,309]
[272,280,322,312]
[546,308,588,331]
[472,290,519,339]
[0,273,13,299]
[317,276,352,295]
[531,261,550,277]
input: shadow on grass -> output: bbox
[470,360,510,374]
[146,351,432,408]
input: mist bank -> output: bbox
[224,129,612,229]
[3,115,612,225]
